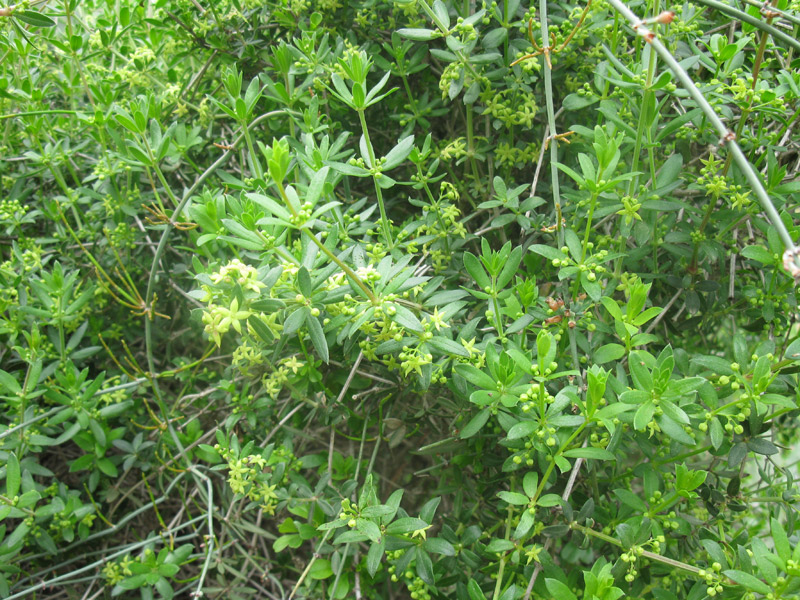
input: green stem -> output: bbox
[288,530,333,599]
[242,124,264,181]
[539,0,565,248]
[629,0,659,196]
[357,109,394,249]
[0,109,82,120]
[465,105,484,192]
[491,505,514,600]
[571,523,703,575]
[691,0,800,52]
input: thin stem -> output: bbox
[691,0,800,52]
[465,104,484,192]
[539,0,565,248]
[357,109,394,249]
[288,532,333,599]
[570,523,703,575]
[242,124,264,181]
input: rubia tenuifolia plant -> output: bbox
[2,0,800,599]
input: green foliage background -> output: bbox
[1,0,800,598]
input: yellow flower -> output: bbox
[525,544,543,565]
[411,524,433,541]
[283,356,304,373]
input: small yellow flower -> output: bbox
[283,356,304,374]
[525,544,542,565]
[411,524,433,541]
[427,307,449,331]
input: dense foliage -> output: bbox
[1,0,800,598]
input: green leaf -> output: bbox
[360,505,395,518]
[741,245,775,265]
[248,315,275,343]
[16,490,40,510]
[692,355,734,376]
[658,415,695,446]
[468,579,488,600]
[771,518,791,562]
[397,28,438,40]
[391,304,424,332]
[154,577,174,600]
[748,437,778,455]
[297,267,312,297]
[496,246,523,290]
[0,370,22,394]
[383,135,415,170]
[613,488,647,512]
[600,296,624,321]
[463,252,491,289]
[545,578,578,600]
[507,420,538,440]
[309,558,334,580]
[460,408,491,439]
[556,163,586,187]
[385,517,428,535]
[709,417,724,450]
[523,472,539,497]
[594,343,626,364]
[97,458,118,477]
[356,518,382,543]
[118,574,147,590]
[317,518,348,532]
[428,336,470,358]
[15,10,57,27]
[498,491,529,505]
[415,547,435,585]
[563,93,599,110]
[366,539,384,577]
[629,351,653,391]
[659,399,689,425]
[6,452,20,498]
[419,496,441,523]
[98,401,134,419]
[125,141,152,165]
[529,244,564,261]
[581,277,601,301]
[384,489,403,523]
[246,193,292,220]
[633,401,655,431]
[562,447,615,460]
[454,364,496,390]
[158,563,179,577]
[499,585,519,600]
[632,306,662,326]
[283,307,307,336]
[423,537,456,556]
[305,166,329,206]
[306,315,329,363]
[486,539,515,552]
[675,463,707,492]
[514,509,536,539]
[723,570,771,594]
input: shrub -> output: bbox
[1,0,800,598]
